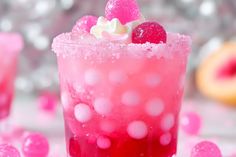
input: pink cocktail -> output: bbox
[53,0,191,156]
[0,33,23,120]
[52,31,191,157]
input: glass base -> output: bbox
[65,122,177,157]
[67,136,177,157]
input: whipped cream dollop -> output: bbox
[90,17,127,38]
[90,16,145,43]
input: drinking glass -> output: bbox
[0,33,23,128]
[52,32,191,157]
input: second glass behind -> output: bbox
[0,33,23,122]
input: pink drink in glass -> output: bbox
[0,33,23,120]
[52,32,191,157]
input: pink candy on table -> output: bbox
[22,133,49,157]
[38,92,58,113]
[181,111,202,135]
[191,141,222,157]
[72,15,98,33]
[0,144,20,157]
[105,0,141,24]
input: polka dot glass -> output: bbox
[0,33,23,120]
[52,32,191,157]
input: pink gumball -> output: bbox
[191,141,222,157]
[0,144,20,157]
[22,133,49,157]
[181,111,202,135]
[105,0,141,24]
[72,15,98,33]
[38,92,58,113]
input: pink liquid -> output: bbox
[0,33,22,120]
[0,52,18,120]
[52,32,191,157]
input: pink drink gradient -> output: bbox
[0,33,23,120]
[52,32,191,157]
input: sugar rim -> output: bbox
[52,32,191,59]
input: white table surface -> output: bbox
[8,95,236,157]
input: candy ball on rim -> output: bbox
[132,22,167,44]
[105,0,141,24]
[72,15,98,33]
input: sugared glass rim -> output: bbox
[52,32,191,59]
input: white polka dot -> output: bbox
[127,121,148,139]
[100,121,115,133]
[97,136,111,149]
[0,93,8,106]
[94,98,113,115]
[84,69,100,86]
[145,73,160,87]
[109,70,127,84]
[61,92,71,109]
[122,91,140,106]
[74,103,92,123]
[145,98,164,116]
[161,114,175,131]
[160,133,172,146]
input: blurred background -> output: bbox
[0,0,235,96]
[1,0,236,156]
